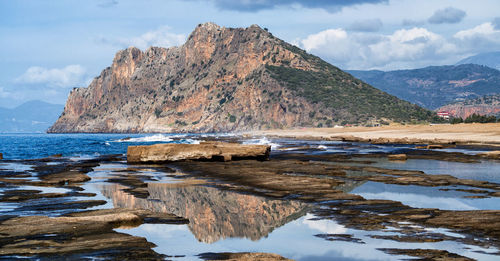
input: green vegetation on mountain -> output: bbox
[451,113,497,124]
[266,65,433,124]
[49,23,437,133]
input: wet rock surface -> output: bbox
[127,142,271,163]
[2,139,500,259]
[0,156,188,259]
[198,252,292,261]
[378,248,474,260]
[164,146,500,259]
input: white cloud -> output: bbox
[301,28,348,51]
[99,26,186,50]
[453,22,500,51]
[299,27,456,70]
[454,22,499,39]
[15,65,87,88]
[302,213,347,234]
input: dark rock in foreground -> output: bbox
[198,252,292,261]
[127,142,271,163]
[0,208,187,258]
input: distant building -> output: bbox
[437,111,450,119]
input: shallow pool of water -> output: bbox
[370,158,500,183]
[352,182,500,210]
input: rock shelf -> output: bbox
[127,142,271,163]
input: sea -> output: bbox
[1,133,500,260]
[0,133,220,160]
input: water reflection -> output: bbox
[370,158,500,183]
[352,182,500,210]
[101,183,310,243]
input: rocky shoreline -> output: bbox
[1,139,500,260]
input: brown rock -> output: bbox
[427,144,444,149]
[0,152,2,160]
[388,154,407,161]
[48,22,433,133]
[379,248,473,260]
[127,142,270,163]
[198,252,292,261]
[479,150,500,159]
[0,208,187,258]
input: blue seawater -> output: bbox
[0,133,207,160]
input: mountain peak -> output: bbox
[49,23,433,133]
[199,22,222,30]
[189,22,223,37]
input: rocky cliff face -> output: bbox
[437,94,500,119]
[49,23,432,133]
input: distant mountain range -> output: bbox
[0,100,64,133]
[348,64,500,110]
[48,23,434,133]
[456,51,500,71]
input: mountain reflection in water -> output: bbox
[101,183,310,243]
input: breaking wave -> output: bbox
[242,137,280,149]
[112,134,201,144]
[114,134,174,143]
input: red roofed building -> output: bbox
[437,111,450,120]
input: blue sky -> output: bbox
[1,0,499,107]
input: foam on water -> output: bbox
[113,134,174,143]
[242,137,280,149]
[180,139,201,144]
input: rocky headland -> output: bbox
[48,22,433,133]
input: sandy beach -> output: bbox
[249,123,500,146]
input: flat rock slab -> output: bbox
[127,142,271,163]
[0,208,188,258]
[198,252,292,261]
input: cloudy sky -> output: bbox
[1,0,499,107]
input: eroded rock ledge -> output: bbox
[127,142,271,163]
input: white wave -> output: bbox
[111,134,204,145]
[114,134,173,143]
[243,137,280,149]
[317,145,327,150]
[181,139,201,144]
[105,142,110,146]
[69,153,100,161]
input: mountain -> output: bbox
[456,52,500,71]
[101,183,308,243]
[49,23,433,133]
[437,94,500,119]
[348,64,500,110]
[0,100,64,133]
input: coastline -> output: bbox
[246,123,500,146]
